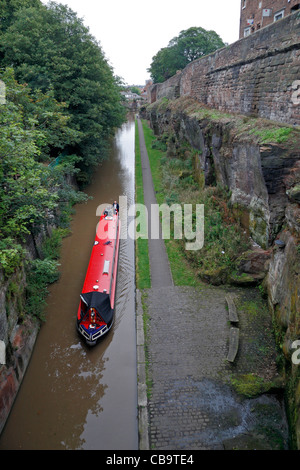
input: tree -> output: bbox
[0,68,87,243]
[148,47,181,84]
[148,26,225,83]
[0,0,42,32]
[0,95,59,240]
[1,68,80,162]
[1,1,126,184]
[130,86,141,95]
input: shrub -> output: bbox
[25,258,60,321]
[0,238,25,277]
[41,227,70,260]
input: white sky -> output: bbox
[41,0,241,85]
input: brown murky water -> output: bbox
[0,115,138,450]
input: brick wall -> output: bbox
[240,0,300,38]
[148,11,300,126]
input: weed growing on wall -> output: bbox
[25,228,68,321]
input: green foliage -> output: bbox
[25,226,70,321]
[148,46,180,84]
[230,373,277,398]
[0,0,42,33]
[0,1,126,184]
[0,238,25,277]
[130,86,141,95]
[160,146,249,280]
[41,227,70,260]
[0,1,126,325]
[148,26,225,83]
[0,67,89,241]
[135,120,151,289]
[0,67,80,162]
[249,126,293,144]
[25,258,60,320]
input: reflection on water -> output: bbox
[0,115,137,450]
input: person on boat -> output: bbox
[90,308,96,328]
[113,200,119,214]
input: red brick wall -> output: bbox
[240,0,300,38]
[149,11,300,126]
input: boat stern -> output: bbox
[77,321,110,346]
[77,292,114,346]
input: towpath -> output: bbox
[136,117,288,451]
[137,117,173,288]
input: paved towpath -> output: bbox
[137,117,173,288]
[136,117,289,451]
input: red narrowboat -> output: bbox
[77,204,120,346]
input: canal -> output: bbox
[0,115,138,450]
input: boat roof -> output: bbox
[80,292,113,324]
[81,210,119,295]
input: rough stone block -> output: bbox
[227,327,240,363]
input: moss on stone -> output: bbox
[230,373,281,398]
[229,271,257,286]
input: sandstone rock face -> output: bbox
[266,230,300,447]
[0,267,39,434]
[0,317,38,432]
[267,231,300,348]
[235,247,271,281]
[147,101,299,250]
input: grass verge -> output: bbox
[135,119,151,289]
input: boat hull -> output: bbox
[76,206,120,346]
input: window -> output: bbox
[291,4,300,12]
[244,27,251,37]
[274,9,285,21]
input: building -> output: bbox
[240,0,300,38]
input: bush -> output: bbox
[41,227,70,260]
[25,258,60,321]
[0,238,25,277]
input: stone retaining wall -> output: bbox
[148,11,300,126]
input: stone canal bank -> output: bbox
[136,117,289,450]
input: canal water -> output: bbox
[0,115,138,450]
